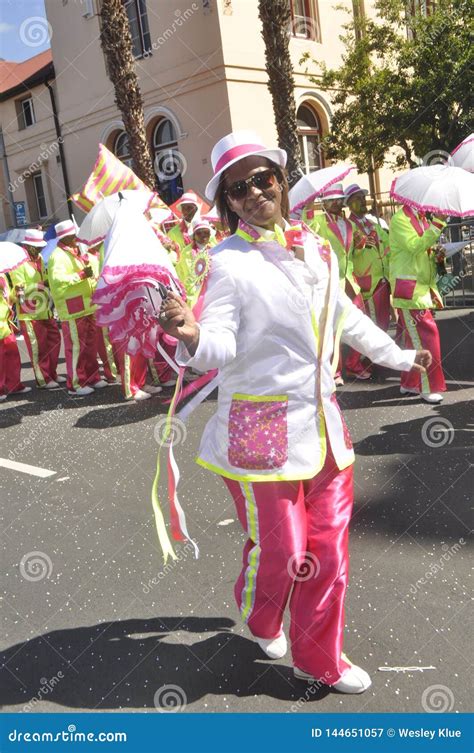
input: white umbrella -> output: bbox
[77,189,160,246]
[451,133,474,173]
[0,242,28,274]
[289,164,356,213]
[390,165,474,218]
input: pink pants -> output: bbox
[115,348,147,398]
[20,319,61,386]
[223,446,354,684]
[0,333,25,395]
[397,309,446,393]
[61,315,100,391]
[364,279,391,332]
[96,325,118,382]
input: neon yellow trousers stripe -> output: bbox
[240,481,261,623]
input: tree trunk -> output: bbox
[100,0,157,189]
[258,0,303,186]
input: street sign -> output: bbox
[14,201,27,226]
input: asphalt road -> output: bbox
[1,309,472,714]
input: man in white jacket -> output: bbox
[159,131,431,695]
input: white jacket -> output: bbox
[177,228,415,482]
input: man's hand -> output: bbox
[159,291,200,355]
[412,349,432,373]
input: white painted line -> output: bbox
[0,458,56,478]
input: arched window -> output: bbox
[152,118,184,205]
[297,104,324,173]
[114,131,133,169]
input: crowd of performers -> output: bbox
[1,127,463,698]
[1,177,449,404]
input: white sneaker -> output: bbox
[294,658,371,694]
[421,392,443,404]
[400,386,420,396]
[44,380,60,389]
[0,394,6,402]
[255,631,287,659]
[160,379,177,387]
[92,379,108,389]
[131,389,151,401]
[142,384,163,395]
[11,386,32,394]
[68,386,95,396]
[334,376,344,386]
[55,375,67,383]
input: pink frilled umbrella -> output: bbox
[390,164,474,218]
[289,164,356,214]
[92,203,185,359]
[0,242,28,274]
[451,133,474,173]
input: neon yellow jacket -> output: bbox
[9,254,53,321]
[48,245,96,321]
[389,206,445,310]
[350,215,390,300]
[168,220,193,251]
[175,241,215,308]
[304,209,360,296]
[0,275,14,340]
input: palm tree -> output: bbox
[258,0,303,185]
[99,0,156,189]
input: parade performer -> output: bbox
[168,192,200,251]
[304,184,368,382]
[389,205,447,403]
[158,130,432,694]
[9,229,63,389]
[48,221,107,396]
[175,218,216,306]
[0,274,31,400]
[345,184,392,377]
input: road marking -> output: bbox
[0,458,56,478]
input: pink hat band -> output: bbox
[322,189,344,199]
[214,143,266,175]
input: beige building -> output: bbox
[0,0,398,232]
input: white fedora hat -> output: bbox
[177,191,200,208]
[22,229,46,248]
[54,220,76,239]
[320,182,346,201]
[344,182,369,204]
[205,130,287,202]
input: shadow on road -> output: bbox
[0,617,329,710]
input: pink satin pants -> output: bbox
[222,445,354,684]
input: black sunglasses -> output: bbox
[225,168,278,201]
